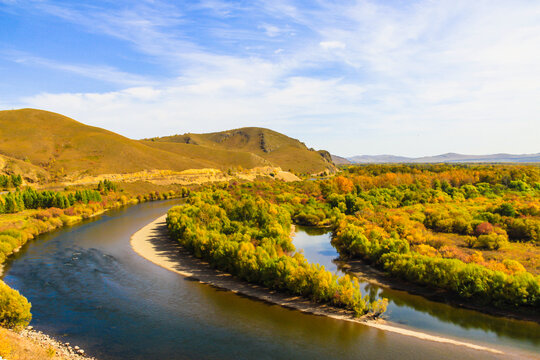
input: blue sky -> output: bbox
[1,0,539,157]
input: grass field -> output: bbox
[0,327,77,360]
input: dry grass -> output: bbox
[142,140,270,170]
[0,109,334,182]
[0,328,64,360]
[481,242,540,275]
[0,154,49,184]
[0,109,208,177]
[0,211,30,232]
[149,126,336,174]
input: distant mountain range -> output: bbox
[332,152,540,164]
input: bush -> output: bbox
[0,280,32,329]
[477,234,508,250]
[494,203,517,217]
[506,218,540,243]
[332,217,538,308]
[474,222,494,236]
[503,259,526,274]
[463,235,477,248]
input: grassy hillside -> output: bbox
[141,140,271,169]
[0,109,210,177]
[0,109,334,182]
[331,154,351,165]
[151,127,335,174]
[0,154,49,183]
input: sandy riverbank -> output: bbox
[130,215,516,358]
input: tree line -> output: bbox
[0,188,102,214]
[167,189,388,317]
[0,174,22,189]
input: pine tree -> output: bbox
[4,195,17,213]
[11,174,22,187]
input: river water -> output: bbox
[2,201,539,359]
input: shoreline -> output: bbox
[0,209,108,278]
[0,326,94,360]
[130,214,515,357]
[340,258,540,324]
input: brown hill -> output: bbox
[151,127,335,174]
[0,109,334,181]
[0,153,49,182]
[331,154,351,165]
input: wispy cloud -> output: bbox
[3,0,540,156]
[5,52,152,86]
[319,41,346,50]
[260,24,282,37]
[192,0,240,17]
[29,1,194,65]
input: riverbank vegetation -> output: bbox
[167,190,388,316]
[169,164,539,314]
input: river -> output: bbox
[2,201,539,359]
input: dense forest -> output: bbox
[169,164,539,311]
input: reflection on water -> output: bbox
[293,226,540,353]
[0,203,536,359]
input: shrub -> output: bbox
[463,235,477,248]
[506,218,540,243]
[494,203,517,217]
[502,259,526,274]
[414,244,439,257]
[477,234,508,250]
[0,280,32,329]
[474,222,494,236]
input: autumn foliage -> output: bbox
[167,189,388,316]
[181,164,540,310]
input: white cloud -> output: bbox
[193,0,236,16]
[5,0,540,156]
[7,53,152,86]
[260,24,282,37]
[319,41,346,50]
